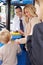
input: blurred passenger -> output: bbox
[0,29,21,65]
[35,0,40,19]
[35,0,43,20]
[29,1,43,65]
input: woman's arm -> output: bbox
[18,30,24,36]
[15,37,27,44]
[15,23,31,44]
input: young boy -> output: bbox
[0,29,21,65]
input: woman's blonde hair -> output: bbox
[23,4,37,17]
[35,0,40,5]
[0,29,11,43]
[23,4,38,22]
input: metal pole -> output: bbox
[6,0,11,31]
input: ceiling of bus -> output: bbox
[0,0,6,2]
[0,0,6,4]
[0,0,34,5]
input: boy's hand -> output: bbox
[15,39,20,44]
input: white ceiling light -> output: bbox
[0,2,3,6]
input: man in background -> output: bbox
[12,6,24,34]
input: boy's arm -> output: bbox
[11,40,21,53]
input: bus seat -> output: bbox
[0,60,3,65]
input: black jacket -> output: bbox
[30,22,43,65]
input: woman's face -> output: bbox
[24,8,32,18]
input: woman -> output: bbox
[15,4,41,65]
[15,4,43,65]
[15,4,40,44]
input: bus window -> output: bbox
[11,0,34,5]
[10,0,35,31]
[0,0,7,31]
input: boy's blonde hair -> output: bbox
[0,29,11,43]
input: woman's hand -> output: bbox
[18,30,24,36]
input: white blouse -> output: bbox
[15,17,40,44]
